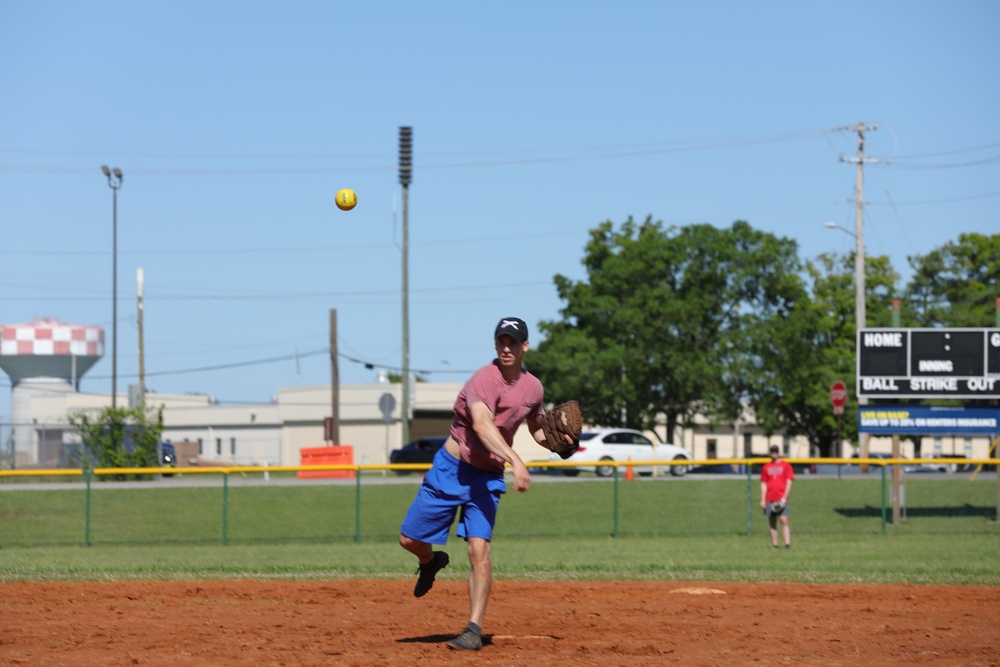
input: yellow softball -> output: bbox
[335,188,357,211]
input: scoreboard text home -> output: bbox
[857,328,1000,398]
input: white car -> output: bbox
[550,428,691,477]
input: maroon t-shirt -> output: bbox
[451,361,545,472]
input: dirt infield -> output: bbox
[1,580,997,666]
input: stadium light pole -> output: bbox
[398,127,412,448]
[101,165,123,409]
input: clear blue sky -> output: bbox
[1,1,997,419]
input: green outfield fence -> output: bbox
[0,458,997,548]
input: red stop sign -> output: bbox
[830,381,848,407]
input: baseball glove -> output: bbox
[770,499,787,515]
[541,400,583,460]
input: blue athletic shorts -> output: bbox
[400,446,507,544]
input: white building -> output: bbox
[9,379,996,470]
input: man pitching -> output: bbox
[398,317,576,651]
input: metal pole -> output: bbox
[880,464,887,535]
[612,465,619,538]
[398,127,413,448]
[330,309,340,445]
[401,182,410,446]
[746,463,753,536]
[222,473,229,546]
[892,435,902,524]
[101,166,123,409]
[112,184,118,410]
[137,268,145,409]
[85,469,92,547]
[355,468,362,544]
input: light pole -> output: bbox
[101,165,123,409]
[823,219,864,329]
[823,218,868,463]
[823,218,865,332]
[822,220,856,238]
[398,127,412,447]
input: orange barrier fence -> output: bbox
[298,446,355,479]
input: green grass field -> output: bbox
[1,474,997,585]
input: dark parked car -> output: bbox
[688,463,742,475]
[748,459,817,475]
[159,442,177,476]
[390,436,447,474]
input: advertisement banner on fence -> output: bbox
[858,405,1000,435]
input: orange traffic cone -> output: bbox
[624,457,635,481]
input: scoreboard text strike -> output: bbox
[857,328,1000,398]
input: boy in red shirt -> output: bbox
[759,444,794,548]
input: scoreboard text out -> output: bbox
[857,328,1000,398]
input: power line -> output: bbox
[0,128,834,175]
[0,127,832,161]
[867,190,1000,205]
[0,280,554,302]
[77,347,448,383]
[893,141,1000,158]
[878,155,1000,170]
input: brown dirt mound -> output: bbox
[0,580,997,665]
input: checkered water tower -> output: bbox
[0,318,104,466]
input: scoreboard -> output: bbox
[857,328,1000,398]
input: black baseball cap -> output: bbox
[769,445,780,454]
[494,317,528,342]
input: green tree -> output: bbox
[906,232,1000,327]
[528,217,807,444]
[745,250,902,457]
[67,406,164,480]
[745,251,887,456]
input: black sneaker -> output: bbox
[413,551,449,598]
[447,628,483,651]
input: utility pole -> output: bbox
[839,122,879,464]
[399,127,413,447]
[839,122,879,331]
[137,268,145,409]
[330,309,340,445]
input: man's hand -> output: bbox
[511,460,531,493]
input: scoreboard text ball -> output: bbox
[857,328,1000,398]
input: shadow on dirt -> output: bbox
[397,634,494,646]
